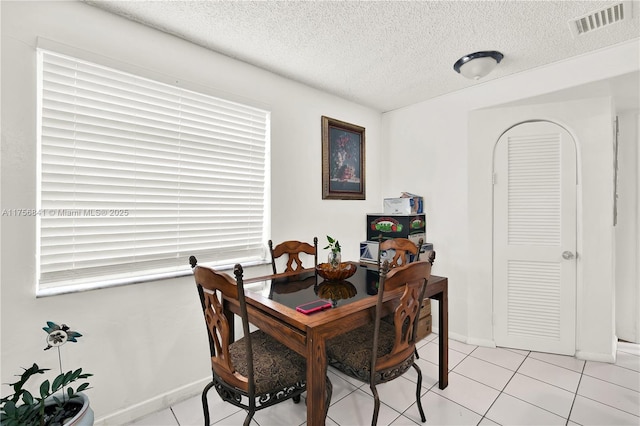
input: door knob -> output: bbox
[562,251,575,260]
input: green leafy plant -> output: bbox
[324,235,341,254]
[0,322,92,426]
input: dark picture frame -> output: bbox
[321,116,366,200]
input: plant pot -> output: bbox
[328,251,341,269]
[44,392,94,426]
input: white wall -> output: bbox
[2,1,639,423]
[0,1,382,424]
[383,40,639,356]
[616,111,639,343]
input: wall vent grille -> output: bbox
[569,2,632,37]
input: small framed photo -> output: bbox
[321,116,366,200]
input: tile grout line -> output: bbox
[411,341,480,422]
[476,347,527,425]
[427,344,494,425]
[564,356,585,426]
[429,342,518,423]
[580,371,640,393]
[169,406,180,425]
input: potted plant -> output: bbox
[324,235,341,268]
[1,322,93,426]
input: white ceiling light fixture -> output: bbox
[453,51,504,80]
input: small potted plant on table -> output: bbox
[324,235,341,268]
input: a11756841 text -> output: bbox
[1,209,130,217]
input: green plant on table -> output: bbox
[323,235,341,254]
[0,322,92,426]
[324,235,342,268]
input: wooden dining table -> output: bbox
[225,262,449,426]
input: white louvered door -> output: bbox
[493,122,577,354]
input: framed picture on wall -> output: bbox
[321,116,366,200]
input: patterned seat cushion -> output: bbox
[326,320,413,383]
[230,330,307,395]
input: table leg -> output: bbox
[307,329,327,426]
[438,283,449,389]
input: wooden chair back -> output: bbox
[190,257,327,426]
[377,236,423,269]
[372,260,432,374]
[268,238,318,274]
[190,256,253,395]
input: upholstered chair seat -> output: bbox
[327,321,414,384]
[229,330,307,395]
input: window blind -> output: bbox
[37,49,268,292]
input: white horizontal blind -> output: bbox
[37,49,268,291]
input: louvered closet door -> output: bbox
[493,122,577,355]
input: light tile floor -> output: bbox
[127,334,640,426]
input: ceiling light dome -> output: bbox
[453,51,504,80]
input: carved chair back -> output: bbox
[268,238,318,274]
[372,260,431,375]
[377,236,423,269]
[191,258,254,394]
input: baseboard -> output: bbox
[466,336,497,348]
[575,350,616,363]
[447,331,466,344]
[431,328,496,348]
[94,377,210,425]
[616,326,639,344]
[579,333,621,363]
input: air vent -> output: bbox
[569,1,633,37]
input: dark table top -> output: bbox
[244,262,448,313]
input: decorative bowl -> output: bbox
[316,262,357,281]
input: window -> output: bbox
[37,49,269,295]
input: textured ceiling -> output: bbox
[84,0,640,112]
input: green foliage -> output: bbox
[0,363,92,426]
[324,235,341,253]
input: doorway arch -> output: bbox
[492,120,577,354]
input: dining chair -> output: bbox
[189,256,332,426]
[377,236,427,360]
[268,237,318,274]
[376,236,424,269]
[326,260,432,425]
